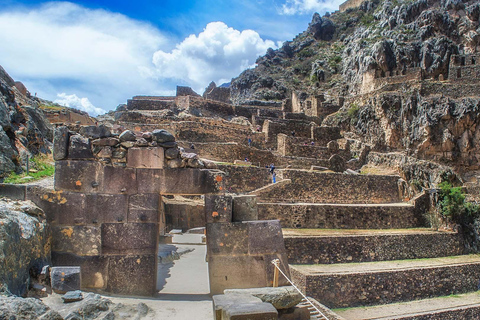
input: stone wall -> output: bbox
[126,99,175,111]
[361,68,422,94]
[255,170,404,203]
[291,262,480,308]
[449,54,480,82]
[277,134,349,158]
[284,232,465,264]
[258,203,423,229]
[263,119,313,144]
[205,87,231,104]
[216,164,272,193]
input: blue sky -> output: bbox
[0,0,343,115]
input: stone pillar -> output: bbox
[232,195,258,222]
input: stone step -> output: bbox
[334,291,480,320]
[254,170,405,204]
[283,229,465,264]
[258,202,422,229]
[290,254,480,309]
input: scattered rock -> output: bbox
[62,290,84,303]
[152,129,175,143]
[119,130,136,142]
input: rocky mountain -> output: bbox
[0,66,53,179]
[230,0,480,173]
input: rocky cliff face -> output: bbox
[0,66,53,179]
[230,0,480,173]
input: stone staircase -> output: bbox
[267,169,480,319]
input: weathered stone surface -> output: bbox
[205,194,233,223]
[119,130,136,142]
[127,147,165,169]
[327,140,339,152]
[137,168,225,195]
[51,252,108,289]
[95,146,112,158]
[120,141,135,148]
[152,129,175,143]
[158,141,177,148]
[51,266,81,293]
[224,287,302,310]
[207,222,248,255]
[142,132,152,141]
[128,193,159,223]
[91,137,119,147]
[0,295,56,319]
[84,193,127,223]
[0,183,26,200]
[27,187,86,224]
[69,134,94,159]
[52,225,100,256]
[222,302,278,320]
[0,199,50,296]
[247,220,285,255]
[54,161,103,193]
[53,126,69,160]
[232,195,258,222]
[101,223,157,255]
[107,254,156,296]
[167,159,183,168]
[208,255,268,295]
[62,290,83,303]
[79,125,111,139]
[135,137,149,147]
[165,148,180,160]
[102,166,137,194]
[328,154,345,172]
[213,294,262,320]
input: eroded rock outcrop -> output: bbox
[0,198,50,296]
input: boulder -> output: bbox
[167,159,184,168]
[91,138,119,147]
[152,129,175,143]
[119,130,136,142]
[224,287,302,310]
[69,134,93,159]
[0,199,50,296]
[165,148,180,160]
[142,132,153,141]
[0,295,59,320]
[62,290,84,303]
[51,267,81,294]
[158,141,177,148]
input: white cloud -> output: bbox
[0,3,278,114]
[281,0,344,15]
[0,2,167,113]
[55,93,106,116]
[152,22,277,91]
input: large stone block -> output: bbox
[101,223,157,255]
[85,193,128,224]
[54,161,103,193]
[207,222,248,255]
[208,255,268,295]
[51,266,81,294]
[107,254,156,296]
[222,302,277,320]
[102,166,137,194]
[52,225,101,256]
[247,220,285,255]
[79,124,111,139]
[127,147,165,169]
[205,194,233,223]
[232,195,258,222]
[128,194,159,223]
[137,168,225,194]
[52,252,108,289]
[224,287,302,310]
[263,253,291,287]
[213,294,262,320]
[0,184,26,201]
[27,187,86,224]
[53,126,69,161]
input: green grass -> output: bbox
[4,154,54,184]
